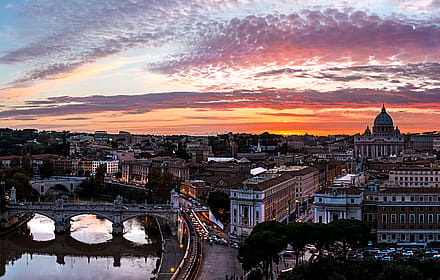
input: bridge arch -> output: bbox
[121,213,175,224]
[45,184,70,196]
[66,212,115,224]
[12,209,57,222]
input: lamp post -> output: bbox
[286,199,292,223]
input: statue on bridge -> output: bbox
[113,195,123,207]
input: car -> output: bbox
[433,254,440,259]
[231,243,239,249]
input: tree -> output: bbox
[330,219,370,260]
[287,222,314,265]
[145,168,175,203]
[377,263,422,280]
[39,159,54,179]
[21,154,33,175]
[238,221,288,280]
[206,191,230,223]
[311,223,336,257]
[4,167,33,201]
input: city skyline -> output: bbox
[1,1,440,135]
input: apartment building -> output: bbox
[377,187,440,245]
[230,174,296,237]
[389,167,440,187]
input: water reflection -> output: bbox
[27,214,55,241]
[0,214,161,279]
[123,216,152,245]
[70,214,113,244]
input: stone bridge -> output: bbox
[0,233,161,268]
[4,189,181,235]
[31,176,85,195]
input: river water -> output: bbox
[0,214,161,280]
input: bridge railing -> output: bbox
[7,202,176,212]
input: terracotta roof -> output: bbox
[246,174,294,191]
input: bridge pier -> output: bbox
[0,212,9,228]
[54,220,70,234]
[112,223,123,236]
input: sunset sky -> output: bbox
[1,0,440,135]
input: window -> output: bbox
[383,196,388,202]
[392,196,396,201]
[382,214,387,224]
[400,214,406,223]
[234,209,237,217]
[429,196,433,202]
[429,214,433,224]
[401,197,405,202]
[391,214,396,223]
[420,196,424,202]
[382,234,386,240]
[410,214,415,223]
[419,214,425,223]
[400,234,405,241]
[411,196,415,201]
[256,211,259,219]
[351,199,355,203]
[437,214,440,223]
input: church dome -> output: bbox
[374,104,393,126]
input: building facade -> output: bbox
[313,187,363,224]
[377,187,440,245]
[354,105,404,159]
[389,167,440,188]
[230,174,296,237]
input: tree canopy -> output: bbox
[39,159,54,179]
[238,221,288,280]
[145,167,176,203]
[238,219,371,280]
[3,167,33,201]
[206,191,230,223]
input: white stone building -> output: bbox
[354,105,404,159]
[230,174,296,237]
[313,187,363,223]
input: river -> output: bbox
[0,214,162,280]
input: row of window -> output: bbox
[381,213,440,224]
[232,207,260,219]
[398,182,439,187]
[381,233,439,242]
[395,176,439,182]
[391,171,440,175]
[382,195,440,202]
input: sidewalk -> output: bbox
[156,218,185,280]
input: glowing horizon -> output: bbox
[1,1,440,136]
